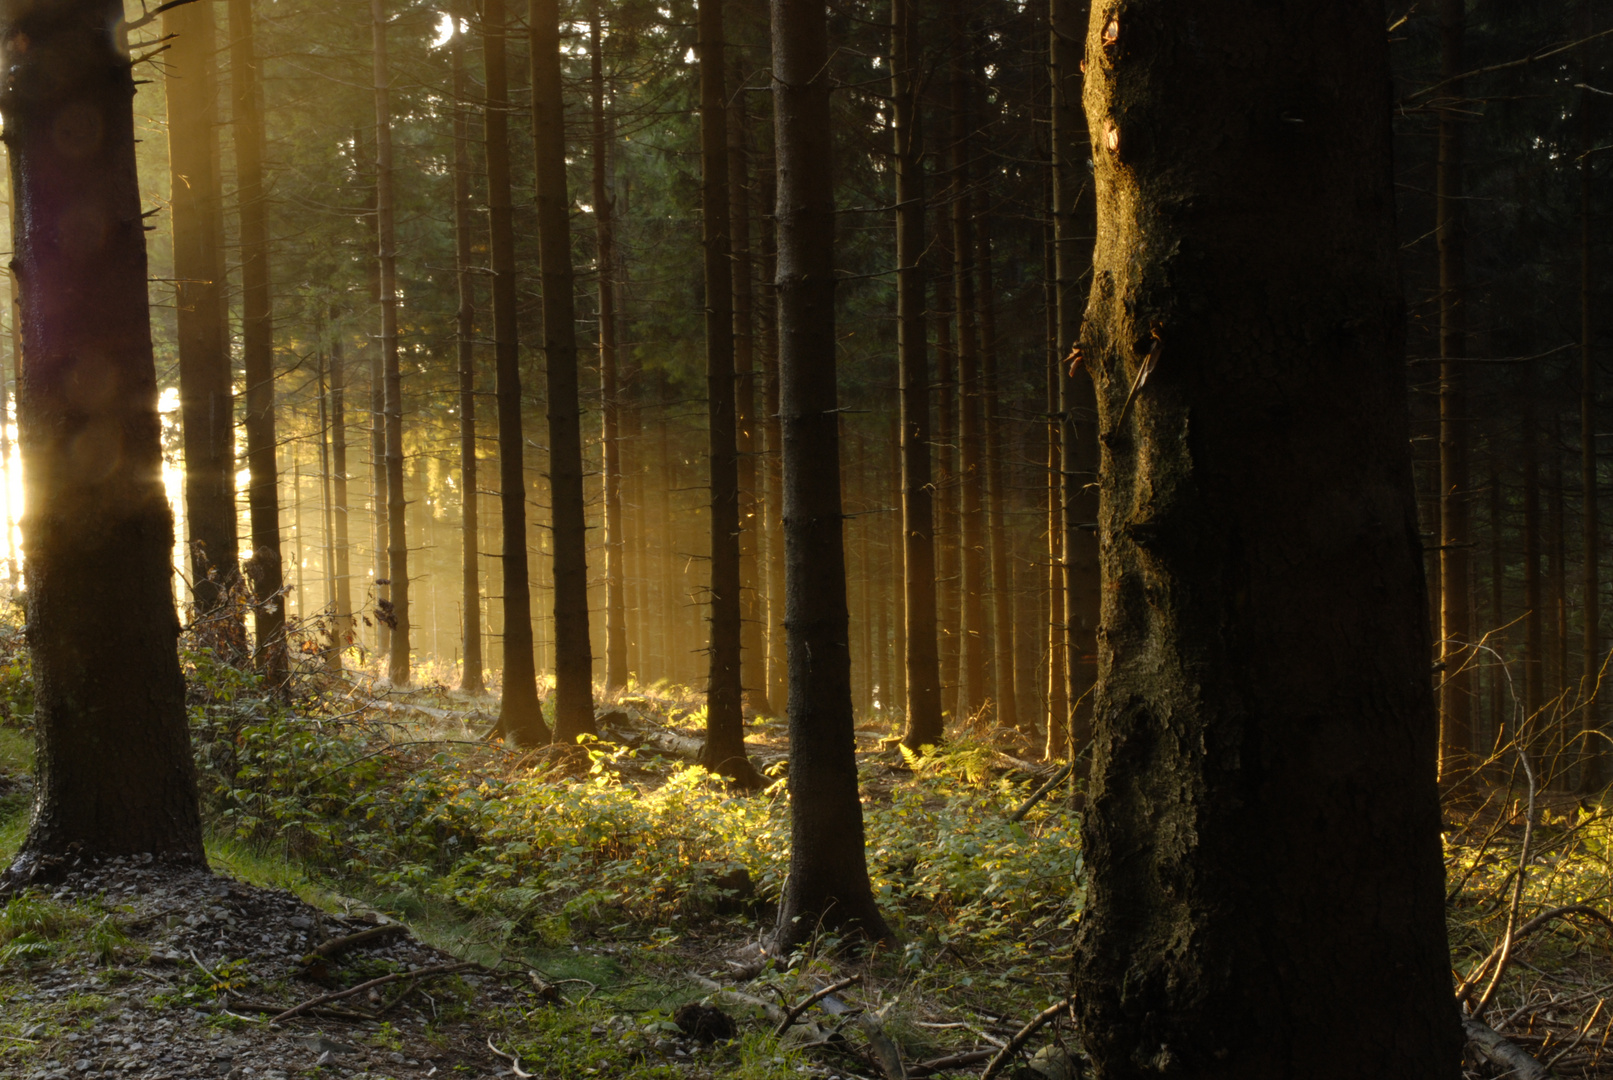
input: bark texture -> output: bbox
[451,7,483,695]
[1,0,204,874]
[770,0,891,953]
[1071,3,1461,1075]
[530,0,596,743]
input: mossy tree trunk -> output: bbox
[1070,3,1461,1075]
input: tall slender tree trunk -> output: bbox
[329,319,354,663]
[452,7,484,695]
[893,0,941,750]
[732,55,771,718]
[1581,17,1604,789]
[934,216,959,726]
[1524,375,1542,725]
[977,209,1018,733]
[167,0,238,628]
[1436,0,1471,785]
[1488,431,1503,749]
[485,0,548,744]
[1050,0,1097,765]
[372,0,410,686]
[1044,205,1068,759]
[530,0,597,743]
[1071,4,1461,1073]
[229,0,286,686]
[1,0,204,877]
[357,130,390,661]
[1550,415,1569,773]
[888,416,907,718]
[949,43,989,717]
[590,1,627,694]
[317,352,340,671]
[770,0,891,952]
[695,0,753,781]
[759,144,789,713]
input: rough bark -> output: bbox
[1051,0,1098,767]
[166,0,238,625]
[770,0,892,953]
[373,0,410,687]
[228,0,285,685]
[893,0,942,750]
[694,0,753,782]
[1,0,204,877]
[485,0,548,744]
[591,0,627,694]
[530,0,596,743]
[1070,3,1462,1075]
[452,5,483,695]
[1436,0,1471,784]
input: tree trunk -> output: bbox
[329,319,354,665]
[356,128,390,662]
[1,0,204,877]
[893,0,942,750]
[977,209,1018,734]
[228,0,286,686]
[317,352,339,671]
[1044,201,1068,760]
[530,0,597,743]
[694,0,753,781]
[1071,5,1462,1074]
[1524,374,1542,726]
[731,53,771,719]
[1436,0,1471,786]
[1050,0,1098,766]
[451,6,484,695]
[934,214,959,726]
[372,0,410,686]
[166,0,239,629]
[759,142,789,713]
[949,43,989,719]
[485,0,548,744]
[590,0,627,694]
[1580,16,1603,790]
[770,0,891,952]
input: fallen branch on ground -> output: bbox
[487,1035,534,1078]
[307,922,408,960]
[776,976,863,1036]
[1454,905,1613,1005]
[270,962,481,1024]
[979,995,1075,1080]
[909,1049,995,1076]
[1008,763,1074,823]
[1462,1014,1553,1079]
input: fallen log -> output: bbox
[1462,1014,1553,1079]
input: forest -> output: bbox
[0,0,1605,1077]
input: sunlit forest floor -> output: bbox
[0,614,1601,1078]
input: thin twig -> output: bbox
[1007,763,1073,823]
[486,1035,533,1078]
[979,995,1074,1080]
[269,962,479,1024]
[1474,749,1537,1020]
[775,975,863,1037]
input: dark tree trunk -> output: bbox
[731,53,771,719]
[934,216,959,726]
[166,0,238,628]
[759,142,789,713]
[695,0,753,782]
[948,45,988,718]
[1070,4,1462,1075]
[228,0,285,685]
[530,0,596,743]
[1524,374,1542,725]
[590,0,626,694]
[977,209,1018,733]
[1,0,204,878]
[1580,18,1603,789]
[452,6,484,695]
[485,0,548,744]
[893,0,942,750]
[357,128,388,660]
[1436,0,1471,785]
[1043,198,1068,759]
[328,320,354,663]
[1050,0,1097,766]
[770,0,891,952]
[316,352,339,671]
[372,0,410,686]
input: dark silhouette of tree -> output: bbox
[450,3,484,696]
[770,0,892,953]
[1070,3,1462,1074]
[0,0,204,883]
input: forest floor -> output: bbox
[0,629,1602,1078]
